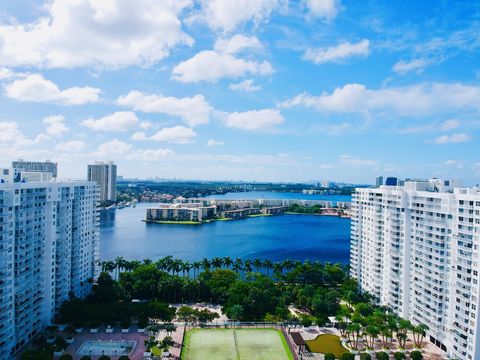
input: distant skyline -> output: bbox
[0,1,479,184]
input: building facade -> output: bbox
[11,160,58,179]
[146,203,217,222]
[87,161,117,202]
[351,179,480,360]
[0,180,99,359]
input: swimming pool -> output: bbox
[77,341,136,355]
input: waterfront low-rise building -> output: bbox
[146,203,217,222]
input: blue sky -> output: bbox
[0,0,479,184]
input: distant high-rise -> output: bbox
[12,159,57,179]
[87,161,117,202]
[375,176,383,187]
[351,178,480,360]
[0,176,98,358]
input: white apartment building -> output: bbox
[87,161,117,202]
[0,178,99,359]
[351,179,480,360]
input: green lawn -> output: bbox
[305,334,349,358]
[181,328,293,360]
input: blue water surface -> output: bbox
[100,200,351,264]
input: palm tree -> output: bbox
[364,324,379,349]
[201,258,211,272]
[263,259,273,277]
[182,261,192,278]
[101,260,115,273]
[273,262,284,280]
[211,257,223,269]
[114,256,127,279]
[243,259,252,273]
[412,324,428,349]
[253,258,263,272]
[192,261,201,278]
[232,258,243,273]
[346,322,362,350]
[223,256,233,269]
[142,258,152,265]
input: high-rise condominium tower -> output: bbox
[351,179,480,360]
[12,159,58,179]
[87,161,117,202]
[0,176,99,359]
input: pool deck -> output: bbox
[60,329,149,360]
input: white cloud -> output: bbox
[4,74,100,105]
[207,139,225,147]
[43,115,69,136]
[189,0,280,32]
[0,122,31,148]
[172,50,273,83]
[214,35,262,54]
[133,126,197,144]
[304,0,343,21]
[97,139,132,155]
[280,82,480,117]
[440,119,460,131]
[117,91,212,127]
[429,133,471,144]
[340,155,378,167]
[55,140,86,152]
[0,0,194,69]
[127,148,174,161]
[82,111,139,132]
[229,79,261,92]
[0,67,16,80]
[303,39,369,65]
[393,58,432,75]
[224,109,284,131]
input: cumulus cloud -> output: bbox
[429,133,471,144]
[207,139,225,147]
[214,35,262,54]
[82,111,139,132]
[4,74,100,105]
[440,119,460,131]
[43,115,69,136]
[0,122,32,148]
[303,39,369,65]
[189,0,280,32]
[279,82,480,117]
[172,50,273,83]
[97,139,133,155]
[127,148,174,161]
[0,0,194,69]
[55,140,86,152]
[117,91,212,127]
[132,126,197,144]
[229,79,261,92]
[304,0,343,21]
[223,109,284,131]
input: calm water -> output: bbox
[100,196,351,264]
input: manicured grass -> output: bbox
[306,334,349,358]
[248,213,272,217]
[144,220,202,225]
[181,328,293,360]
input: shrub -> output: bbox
[376,352,389,360]
[410,351,423,360]
[360,353,372,360]
[98,356,111,360]
[118,356,130,360]
[59,355,73,360]
[80,357,92,360]
[394,352,406,360]
[340,353,355,360]
[300,315,313,327]
[324,353,336,360]
[21,349,53,360]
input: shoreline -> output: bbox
[143,212,350,225]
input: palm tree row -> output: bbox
[100,256,346,283]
